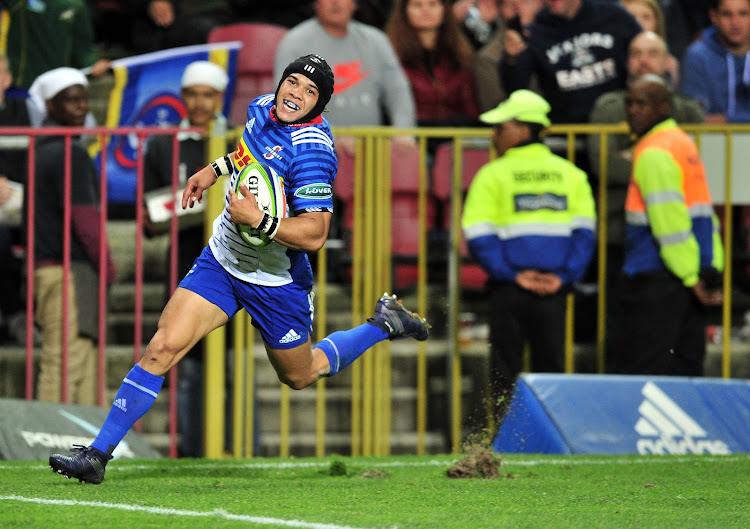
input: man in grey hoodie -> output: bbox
[680,0,750,123]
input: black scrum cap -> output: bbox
[274,54,334,124]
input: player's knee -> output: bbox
[277,370,313,390]
[144,330,183,368]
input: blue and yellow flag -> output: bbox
[97,42,241,204]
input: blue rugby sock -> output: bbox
[91,364,164,453]
[315,323,389,375]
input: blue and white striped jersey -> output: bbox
[209,94,338,288]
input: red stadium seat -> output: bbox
[431,142,491,290]
[431,143,490,204]
[334,143,438,289]
[207,23,289,125]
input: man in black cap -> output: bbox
[49,54,430,484]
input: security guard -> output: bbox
[462,89,596,421]
[621,74,724,376]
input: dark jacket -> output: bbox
[502,0,641,123]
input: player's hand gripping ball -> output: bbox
[235,161,287,247]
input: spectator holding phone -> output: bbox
[473,0,542,113]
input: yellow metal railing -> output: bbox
[200,123,743,457]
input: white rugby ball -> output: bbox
[235,161,287,247]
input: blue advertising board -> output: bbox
[494,374,750,455]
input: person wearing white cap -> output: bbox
[142,59,232,457]
[461,89,597,426]
[31,67,116,406]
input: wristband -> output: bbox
[209,155,232,178]
[255,212,280,240]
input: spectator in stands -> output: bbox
[620,75,723,375]
[473,0,542,113]
[142,60,232,457]
[588,30,704,372]
[501,0,641,124]
[385,0,480,129]
[659,0,713,63]
[230,0,314,27]
[274,0,417,157]
[680,0,750,123]
[0,52,42,346]
[31,67,116,404]
[620,0,680,85]
[0,0,110,90]
[87,0,134,53]
[354,0,395,28]
[0,175,24,345]
[130,0,236,53]
[462,90,596,422]
[621,0,666,38]
[453,0,500,50]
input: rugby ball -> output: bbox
[234,161,287,247]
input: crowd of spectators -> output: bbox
[0,0,742,421]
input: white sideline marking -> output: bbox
[0,495,379,529]
[0,454,747,473]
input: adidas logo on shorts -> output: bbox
[279,329,302,344]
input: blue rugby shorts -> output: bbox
[178,247,314,349]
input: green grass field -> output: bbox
[1,453,749,528]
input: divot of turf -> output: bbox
[361,470,388,479]
[446,442,502,479]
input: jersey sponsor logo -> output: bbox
[245,117,256,134]
[263,145,284,160]
[514,193,568,212]
[634,382,731,455]
[294,183,332,200]
[234,137,258,170]
[279,329,302,344]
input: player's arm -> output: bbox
[270,211,331,252]
[181,152,235,209]
[227,182,331,252]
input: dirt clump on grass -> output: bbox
[446,442,503,479]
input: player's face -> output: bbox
[628,33,667,77]
[182,85,223,128]
[275,73,320,123]
[47,85,89,127]
[711,0,750,50]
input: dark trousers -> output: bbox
[0,226,22,318]
[604,244,626,373]
[619,271,706,376]
[487,282,566,419]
